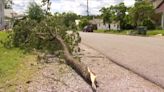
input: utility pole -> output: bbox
[87,0,89,16]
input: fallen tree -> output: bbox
[36,29,98,90]
[7,2,98,91]
[51,32,97,91]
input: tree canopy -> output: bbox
[100,1,155,30]
[27,3,45,22]
[100,3,128,29]
[129,0,155,29]
[8,1,80,54]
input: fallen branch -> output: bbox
[51,32,98,91]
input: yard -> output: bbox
[0,32,37,91]
[95,29,164,36]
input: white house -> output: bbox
[110,21,120,30]
[4,9,17,28]
[89,19,109,30]
[0,0,5,29]
[75,19,80,26]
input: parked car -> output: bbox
[83,25,93,32]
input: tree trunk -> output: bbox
[51,33,97,91]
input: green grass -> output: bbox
[95,29,131,35]
[0,32,23,79]
[95,29,164,36]
[147,30,164,36]
[0,32,38,90]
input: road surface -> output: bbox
[80,32,164,88]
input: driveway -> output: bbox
[80,32,164,88]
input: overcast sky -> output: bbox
[12,0,135,15]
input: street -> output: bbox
[80,32,164,88]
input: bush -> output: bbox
[79,18,89,30]
[7,3,81,55]
[143,19,155,30]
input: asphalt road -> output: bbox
[80,32,164,88]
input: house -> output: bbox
[4,9,17,28]
[151,0,164,29]
[75,19,80,26]
[0,0,5,30]
[0,0,18,29]
[110,21,120,30]
[89,19,109,30]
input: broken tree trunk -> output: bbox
[51,32,97,91]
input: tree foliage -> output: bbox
[27,3,45,22]
[129,0,155,29]
[8,1,97,89]
[9,2,80,55]
[79,18,89,29]
[100,3,129,29]
[62,12,79,29]
[100,7,112,24]
[111,3,127,29]
[100,1,155,30]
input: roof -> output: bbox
[150,0,164,8]
[156,0,164,8]
[152,0,164,13]
[89,19,103,24]
[111,21,120,24]
[149,0,164,13]
[4,9,17,18]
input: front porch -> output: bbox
[156,1,164,29]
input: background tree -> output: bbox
[100,3,128,30]
[124,7,134,29]
[129,0,155,29]
[79,18,89,30]
[62,12,78,29]
[111,3,127,29]
[100,7,112,24]
[27,3,45,22]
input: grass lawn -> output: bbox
[95,29,164,36]
[95,30,131,35]
[147,30,164,36]
[0,32,38,91]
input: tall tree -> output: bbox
[62,12,78,29]
[27,3,45,22]
[100,7,112,24]
[111,3,127,29]
[100,3,128,29]
[129,0,155,28]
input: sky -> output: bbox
[12,0,135,15]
